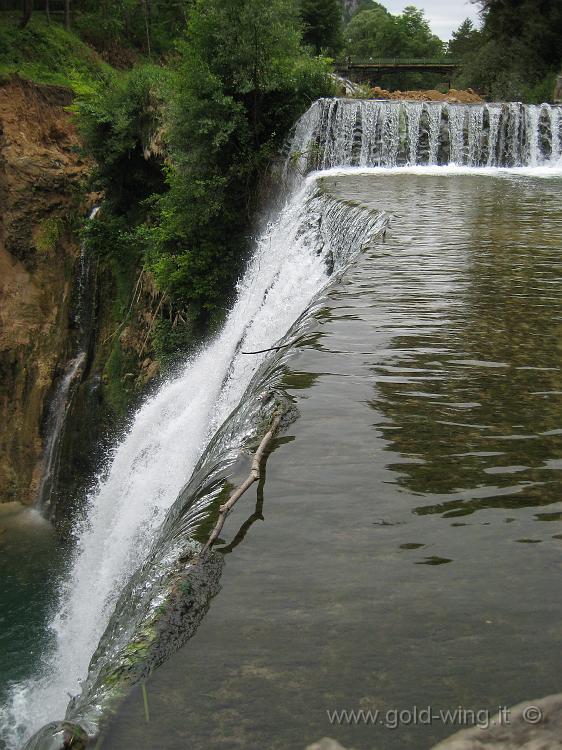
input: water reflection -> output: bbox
[103,173,562,750]
[327,174,562,526]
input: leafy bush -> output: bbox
[34,218,64,254]
[522,72,558,105]
[74,64,169,214]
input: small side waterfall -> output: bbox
[36,207,98,511]
[287,98,562,171]
[36,353,86,510]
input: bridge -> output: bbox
[335,58,461,85]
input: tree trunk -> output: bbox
[64,0,70,30]
[18,0,33,29]
[45,0,50,23]
[143,0,152,56]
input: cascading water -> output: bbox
[4,97,561,749]
[0,165,385,748]
[287,98,562,171]
[36,207,99,511]
[35,354,86,511]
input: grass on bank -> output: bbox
[0,12,115,91]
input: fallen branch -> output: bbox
[201,413,282,555]
[102,269,145,345]
[241,343,293,355]
[139,294,165,356]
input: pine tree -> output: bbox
[448,19,480,59]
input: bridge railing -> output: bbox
[336,58,460,67]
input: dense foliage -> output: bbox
[72,0,332,362]
[343,3,445,89]
[299,0,343,55]
[76,65,168,215]
[71,0,194,57]
[453,0,562,101]
[344,3,444,59]
[146,0,332,339]
[0,12,114,88]
[0,0,193,57]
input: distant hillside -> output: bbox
[0,13,113,90]
[340,0,372,23]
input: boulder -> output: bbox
[306,739,355,750]
[431,694,562,749]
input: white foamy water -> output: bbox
[288,99,562,171]
[1,178,338,749]
[4,97,562,749]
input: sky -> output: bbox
[380,0,482,40]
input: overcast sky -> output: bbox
[381,0,482,40]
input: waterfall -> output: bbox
[486,104,502,166]
[287,98,562,171]
[1,170,385,748]
[427,102,443,165]
[36,207,99,511]
[5,95,561,750]
[35,353,86,510]
[405,102,422,165]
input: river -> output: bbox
[99,170,562,749]
[0,102,561,750]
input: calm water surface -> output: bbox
[0,504,62,710]
[88,175,562,748]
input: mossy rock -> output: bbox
[23,721,88,750]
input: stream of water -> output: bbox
[0,100,561,749]
[102,170,562,749]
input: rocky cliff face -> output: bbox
[340,0,363,23]
[0,77,90,505]
[0,77,160,519]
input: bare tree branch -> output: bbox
[201,413,282,555]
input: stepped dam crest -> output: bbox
[1,98,561,750]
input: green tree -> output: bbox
[300,0,343,55]
[455,0,562,100]
[147,0,332,335]
[396,6,444,57]
[344,3,445,89]
[448,18,480,59]
[345,4,444,60]
[344,4,397,58]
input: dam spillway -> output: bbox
[1,99,562,750]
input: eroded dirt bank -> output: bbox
[0,77,90,505]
